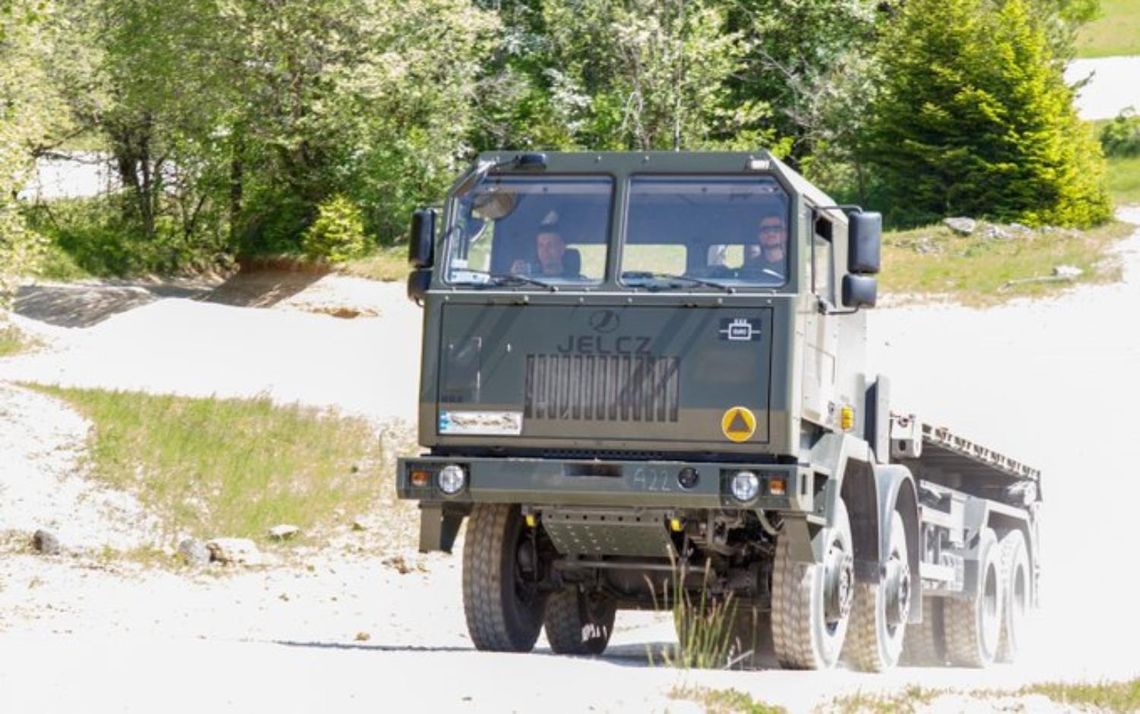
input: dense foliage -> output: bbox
[860,0,1112,227]
[1100,109,1140,158]
[0,0,1115,278]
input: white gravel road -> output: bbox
[3,213,1140,712]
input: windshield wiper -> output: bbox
[457,270,558,291]
[622,271,734,293]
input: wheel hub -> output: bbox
[884,557,911,627]
[824,547,854,623]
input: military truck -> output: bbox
[396,151,1040,671]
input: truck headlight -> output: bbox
[731,471,760,502]
[438,464,467,495]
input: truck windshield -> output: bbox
[445,175,613,286]
[622,175,791,288]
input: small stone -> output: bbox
[382,554,412,575]
[943,216,976,235]
[32,530,61,555]
[206,538,262,565]
[178,538,210,566]
[355,631,371,642]
[1053,265,1082,279]
[1008,222,1032,234]
[351,517,367,532]
[268,524,300,541]
[980,225,1012,241]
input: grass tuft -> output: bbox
[647,556,743,671]
[880,220,1134,305]
[670,685,786,714]
[827,678,1140,713]
[0,322,32,357]
[32,387,407,548]
[338,244,408,282]
[1020,679,1140,713]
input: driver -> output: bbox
[742,214,788,280]
[511,229,567,277]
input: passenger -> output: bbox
[742,214,788,280]
[512,229,568,277]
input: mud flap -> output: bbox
[419,502,468,553]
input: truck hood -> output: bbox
[432,303,775,450]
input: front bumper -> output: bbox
[396,455,818,514]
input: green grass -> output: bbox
[0,323,32,357]
[670,685,786,714]
[1107,154,1140,205]
[880,220,1134,304]
[1020,679,1140,712]
[32,387,413,548]
[825,679,1140,713]
[1076,0,1140,58]
[339,244,408,281]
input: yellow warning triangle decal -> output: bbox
[727,412,750,434]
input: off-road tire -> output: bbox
[543,586,616,656]
[771,501,853,670]
[728,604,776,669]
[844,511,910,672]
[462,504,546,652]
[996,530,1030,663]
[900,595,946,666]
[945,527,1002,667]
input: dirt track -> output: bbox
[2,214,1139,712]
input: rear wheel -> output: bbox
[844,511,912,671]
[543,586,616,656]
[771,500,854,669]
[945,527,1002,667]
[462,504,547,652]
[996,530,1030,663]
[900,595,946,666]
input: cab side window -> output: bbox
[812,212,835,305]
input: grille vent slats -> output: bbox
[525,354,679,422]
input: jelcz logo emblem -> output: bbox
[588,309,621,334]
[719,317,762,342]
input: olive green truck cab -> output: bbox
[397,151,1041,670]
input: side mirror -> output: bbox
[842,274,877,309]
[409,208,436,268]
[407,268,431,304]
[848,211,881,275]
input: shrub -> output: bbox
[24,196,233,278]
[301,195,370,263]
[862,0,1113,228]
[1100,109,1140,158]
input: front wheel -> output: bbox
[462,504,547,652]
[543,586,616,655]
[844,511,912,671]
[771,500,854,669]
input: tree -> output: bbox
[0,0,70,299]
[476,0,785,153]
[861,0,1111,227]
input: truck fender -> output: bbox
[872,463,922,623]
[806,431,874,564]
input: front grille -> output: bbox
[524,353,680,422]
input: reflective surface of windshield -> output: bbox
[623,176,790,288]
[446,175,613,285]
